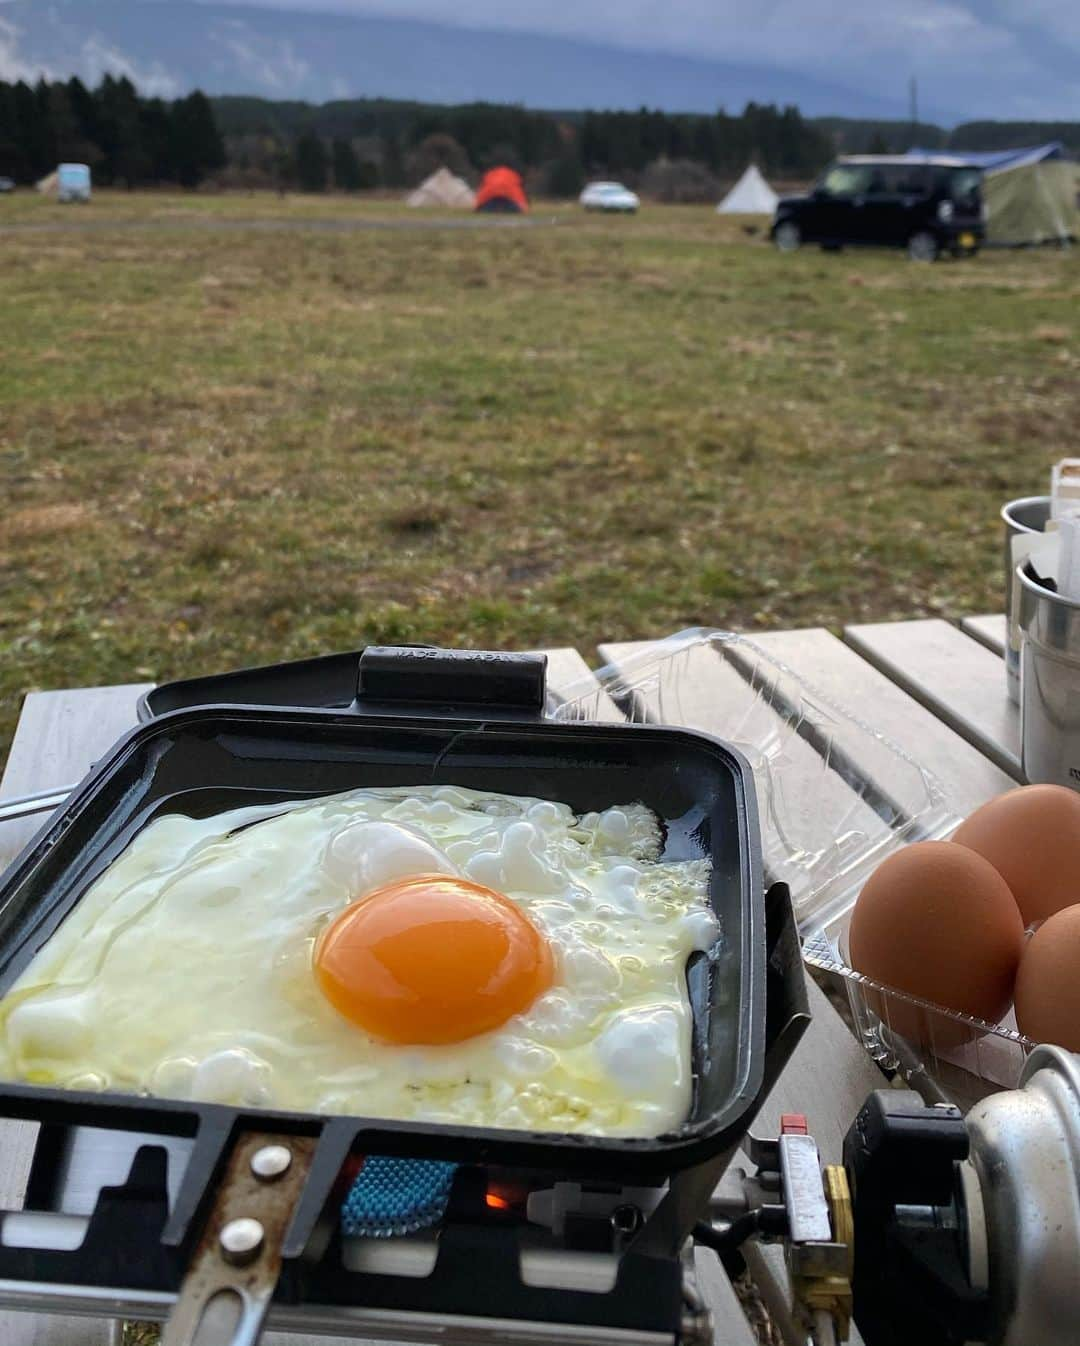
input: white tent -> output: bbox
[717,165,778,215]
[406,167,475,209]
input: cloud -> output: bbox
[0,13,54,81]
[0,6,180,94]
[77,35,182,95]
[201,0,1078,115]
[209,20,311,93]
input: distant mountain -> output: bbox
[0,0,939,120]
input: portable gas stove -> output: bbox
[0,1127,755,1345]
[0,646,810,1346]
[8,1047,1079,1346]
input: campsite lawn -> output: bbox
[2,191,1079,759]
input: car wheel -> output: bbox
[907,231,940,262]
[773,221,801,253]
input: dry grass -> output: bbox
[1,191,1078,761]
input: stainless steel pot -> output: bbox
[1018,561,1080,789]
[1002,496,1051,705]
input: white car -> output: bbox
[580,181,640,213]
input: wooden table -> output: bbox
[0,623,1022,1345]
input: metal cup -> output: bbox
[1002,496,1051,705]
[1018,561,1080,790]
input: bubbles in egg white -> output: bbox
[0,785,720,1138]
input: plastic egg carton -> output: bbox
[552,628,1034,1102]
[805,936,1033,1107]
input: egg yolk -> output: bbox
[313,875,554,1045]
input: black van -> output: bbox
[771,156,985,261]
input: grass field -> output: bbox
[2,191,1078,761]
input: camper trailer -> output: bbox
[57,164,92,203]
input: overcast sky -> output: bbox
[204,0,1078,118]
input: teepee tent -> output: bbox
[717,165,778,214]
[406,166,475,209]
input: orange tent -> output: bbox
[474,166,529,213]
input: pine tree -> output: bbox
[33,78,58,176]
[13,81,44,181]
[171,90,226,188]
[141,98,174,181]
[63,77,101,168]
[47,84,85,164]
[331,136,363,191]
[187,91,226,177]
[293,129,328,192]
[96,75,147,185]
[66,77,97,144]
[0,82,26,180]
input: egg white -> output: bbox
[0,786,719,1138]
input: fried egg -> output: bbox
[0,786,719,1138]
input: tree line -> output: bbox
[215,96,835,195]
[0,75,226,187]
[5,80,830,195]
[4,78,1077,196]
[817,116,1080,156]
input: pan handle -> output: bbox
[760,882,812,1104]
[161,1131,317,1346]
[357,645,548,718]
[163,1283,272,1346]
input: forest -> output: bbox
[2,77,1077,197]
[0,76,226,187]
[215,98,835,195]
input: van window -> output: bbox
[819,164,873,198]
[947,168,982,206]
[864,165,930,196]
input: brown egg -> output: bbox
[1015,905,1080,1051]
[952,784,1080,925]
[849,841,1024,1049]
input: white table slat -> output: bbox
[960,614,1007,658]
[0,684,154,870]
[746,629,1015,818]
[600,629,1015,822]
[843,620,1021,782]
